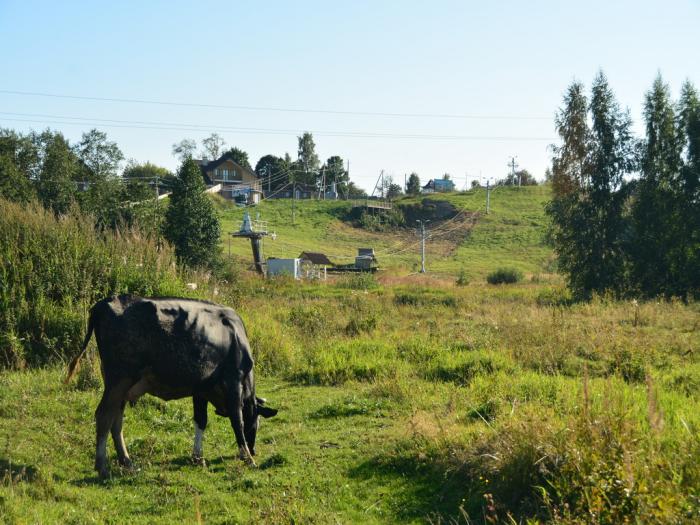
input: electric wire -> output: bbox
[0,89,552,121]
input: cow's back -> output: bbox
[96,296,244,388]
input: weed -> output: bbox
[486,267,523,285]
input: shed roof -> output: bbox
[299,251,335,266]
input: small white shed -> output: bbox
[267,258,301,279]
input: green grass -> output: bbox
[2,192,699,523]
[2,280,699,523]
[214,185,554,279]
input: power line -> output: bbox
[0,89,552,121]
[0,114,557,142]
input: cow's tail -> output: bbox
[65,307,96,384]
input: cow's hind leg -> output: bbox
[95,377,132,479]
[191,396,207,466]
[111,401,132,468]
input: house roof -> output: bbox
[422,179,455,189]
[298,251,335,266]
[196,153,257,184]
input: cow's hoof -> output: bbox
[191,455,207,467]
[97,467,110,480]
[118,457,133,468]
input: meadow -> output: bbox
[0,193,698,524]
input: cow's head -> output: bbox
[243,396,278,455]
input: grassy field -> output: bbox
[1,193,698,523]
[215,185,554,279]
[1,277,699,523]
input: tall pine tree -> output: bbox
[547,74,635,299]
[632,75,684,296]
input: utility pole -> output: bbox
[509,156,519,187]
[154,174,160,244]
[416,219,430,273]
[292,183,296,225]
[266,165,271,194]
[486,179,491,214]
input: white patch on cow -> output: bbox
[192,423,204,458]
[239,445,256,467]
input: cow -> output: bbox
[65,295,277,479]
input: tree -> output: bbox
[406,172,421,194]
[74,129,123,181]
[0,154,34,203]
[255,154,289,192]
[498,169,537,186]
[36,131,79,215]
[172,139,197,161]
[346,181,368,198]
[297,132,320,185]
[201,133,226,161]
[677,81,700,296]
[122,161,174,204]
[224,147,251,169]
[442,173,451,180]
[0,129,37,203]
[631,76,689,296]
[386,182,403,199]
[323,156,349,194]
[163,158,221,268]
[546,73,636,299]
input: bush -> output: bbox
[456,268,470,286]
[345,314,377,336]
[486,267,523,285]
[0,198,189,368]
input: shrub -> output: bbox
[486,267,523,285]
[345,314,377,336]
[0,198,189,368]
[456,268,470,286]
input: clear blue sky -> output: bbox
[1,1,698,191]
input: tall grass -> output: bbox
[0,199,190,368]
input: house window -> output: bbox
[222,169,228,180]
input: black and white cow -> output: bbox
[66,295,277,478]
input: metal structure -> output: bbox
[350,199,393,210]
[230,211,269,275]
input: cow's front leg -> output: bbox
[225,381,255,467]
[191,396,208,466]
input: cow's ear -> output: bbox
[258,405,278,418]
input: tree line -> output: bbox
[172,131,367,198]
[547,72,699,299]
[0,127,224,268]
[0,127,377,269]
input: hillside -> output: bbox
[214,185,554,279]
